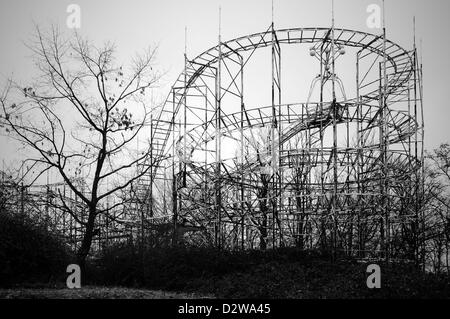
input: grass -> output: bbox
[0,286,211,299]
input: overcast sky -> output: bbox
[0,0,449,175]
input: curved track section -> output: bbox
[145,26,423,257]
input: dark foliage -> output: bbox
[0,210,73,287]
[90,243,450,298]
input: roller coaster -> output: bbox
[139,23,424,260]
[3,22,423,260]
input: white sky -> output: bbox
[0,0,449,178]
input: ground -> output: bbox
[0,287,212,299]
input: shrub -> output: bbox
[91,244,450,298]
[0,209,72,287]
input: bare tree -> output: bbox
[243,127,275,250]
[0,25,161,270]
[423,144,450,272]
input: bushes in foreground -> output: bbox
[1,219,448,299]
[89,243,450,298]
[0,210,72,287]
[90,243,327,289]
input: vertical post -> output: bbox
[239,54,245,250]
[413,17,419,266]
[71,188,75,248]
[175,30,188,245]
[204,88,209,238]
[356,52,363,257]
[319,39,325,253]
[163,165,167,214]
[277,34,282,247]
[215,7,223,249]
[150,102,154,219]
[331,0,338,261]
[271,9,282,248]
[378,63,385,259]
[381,0,390,262]
[20,163,24,219]
[140,184,144,248]
[182,26,188,189]
[106,200,109,247]
[346,75,351,256]
[172,89,178,246]
[271,20,276,248]
[418,39,426,272]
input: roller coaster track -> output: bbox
[149,27,414,180]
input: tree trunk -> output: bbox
[76,206,97,277]
[258,176,268,251]
[296,198,304,250]
[260,213,267,250]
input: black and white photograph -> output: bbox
[0,0,449,310]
